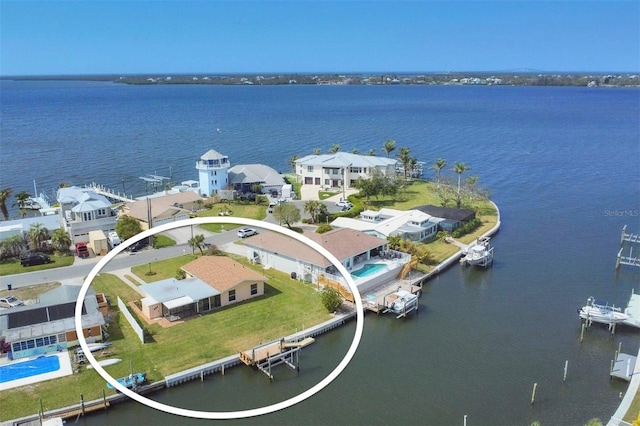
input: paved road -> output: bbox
[0,194,353,290]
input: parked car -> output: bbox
[237,228,258,238]
[0,295,24,308]
[335,199,353,209]
[127,239,150,254]
[20,253,51,267]
[76,242,90,258]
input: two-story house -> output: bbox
[57,187,118,244]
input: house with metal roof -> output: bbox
[228,164,286,195]
[0,286,105,360]
[139,256,267,321]
[331,208,443,242]
[414,205,476,232]
[120,191,203,229]
[294,152,397,189]
[57,186,118,244]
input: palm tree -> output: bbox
[351,148,359,154]
[313,148,321,155]
[14,190,32,208]
[188,234,205,255]
[0,188,12,220]
[452,162,471,194]
[429,158,447,185]
[368,149,376,156]
[397,147,413,181]
[304,200,327,223]
[0,235,25,258]
[52,228,72,254]
[329,144,340,154]
[28,223,49,251]
[382,140,396,157]
[288,154,299,171]
[452,162,471,208]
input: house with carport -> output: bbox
[243,228,411,294]
[57,186,118,244]
[139,256,267,321]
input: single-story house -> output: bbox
[243,228,410,292]
[120,191,204,229]
[331,208,443,242]
[294,152,398,189]
[0,286,106,360]
[139,256,267,321]
[228,164,286,196]
[414,205,476,233]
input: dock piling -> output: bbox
[563,360,568,382]
[580,323,585,342]
[530,383,538,404]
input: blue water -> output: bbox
[0,355,60,383]
[1,81,639,425]
[351,262,388,278]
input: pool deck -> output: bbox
[0,352,73,392]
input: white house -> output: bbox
[331,208,443,242]
[243,228,411,293]
[57,187,118,244]
[294,152,398,189]
[196,149,230,196]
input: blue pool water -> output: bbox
[351,263,388,278]
[0,355,60,383]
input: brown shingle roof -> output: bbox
[244,228,387,268]
[181,256,266,292]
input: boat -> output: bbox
[578,293,640,329]
[577,297,629,326]
[461,236,494,267]
[75,342,112,355]
[386,289,419,317]
[87,358,121,369]
[106,372,146,390]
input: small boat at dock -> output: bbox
[106,372,146,390]
[386,289,419,318]
[461,236,494,268]
[578,297,628,326]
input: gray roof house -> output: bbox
[0,286,105,360]
[228,164,286,194]
[57,186,117,244]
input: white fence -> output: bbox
[117,296,145,344]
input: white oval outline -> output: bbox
[75,217,364,419]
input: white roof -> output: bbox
[140,277,220,305]
[295,152,397,168]
[200,149,227,160]
[332,208,443,238]
[163,295,195,310]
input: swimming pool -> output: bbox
[351,263,388,278]
[0,355,61,383]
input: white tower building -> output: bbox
[196,149,230,196]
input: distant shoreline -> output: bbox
[1,72,639,87]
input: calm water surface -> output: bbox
[1,81,639,425]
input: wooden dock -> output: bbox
[617,226,640,269]
[240,337,315,381]
[611,352,637,382]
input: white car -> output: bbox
[335,199,353,209]
[237,228,258,238]
[0,295,24,308]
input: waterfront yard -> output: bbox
[194,201,267,233]
[0,262,332,421]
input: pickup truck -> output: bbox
[76,242,90,258]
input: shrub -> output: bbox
[321,287,342,312]
[316,223,332,234]
[452,218,482,238]
[175,269,186,280]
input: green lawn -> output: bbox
[194,202,267,232]
[152,234,176,248]
[131,254,198,282]
[0,262,333,421]
[0,254,75,276]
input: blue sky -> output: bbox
[1,1,638,75]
